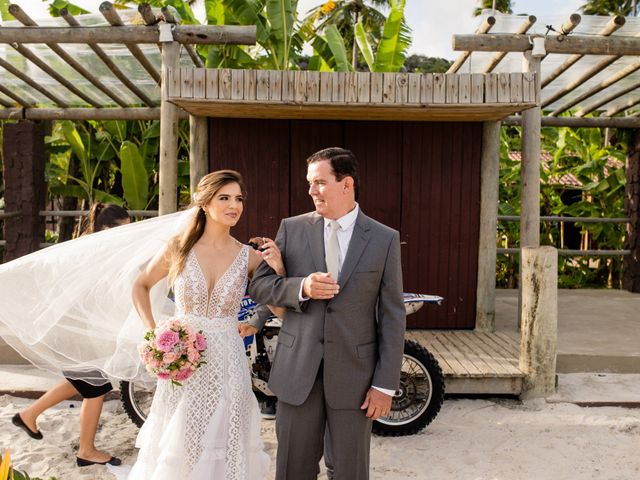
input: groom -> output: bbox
[248,147,406,480]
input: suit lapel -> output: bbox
[305,213,326,273]
[338,212,371,288]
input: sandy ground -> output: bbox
[2,392,639,480]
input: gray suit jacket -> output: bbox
[248,210,406,409]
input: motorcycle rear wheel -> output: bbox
[372,339,445,437]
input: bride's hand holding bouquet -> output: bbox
[138,318,207,386]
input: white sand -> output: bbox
[1,394,639,480]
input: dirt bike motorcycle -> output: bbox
[121,293,445,437]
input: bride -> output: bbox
[127,170,277,479]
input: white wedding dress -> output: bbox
[128,245,270,479]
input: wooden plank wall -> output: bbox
[170,68,538,106]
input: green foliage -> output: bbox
[404,55,451,73]
[474,0,513,16]
[580,0,635,16]
[497,124,628,289]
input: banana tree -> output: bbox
[309,0,409,72]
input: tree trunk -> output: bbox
[623,129,640,292]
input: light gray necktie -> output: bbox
[325,220,340,280]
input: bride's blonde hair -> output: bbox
[167,170,246,286]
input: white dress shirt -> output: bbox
[299,204,396,398]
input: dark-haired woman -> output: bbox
[12,203,129,467]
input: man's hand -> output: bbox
[238,323,259,338]
[360,388,393,420]
[302,272,340,300]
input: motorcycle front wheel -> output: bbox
[372,339,445,437]
[120,380,155,428]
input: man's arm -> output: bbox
[248,220,308,313]
[372,230,406,391]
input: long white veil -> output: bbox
[0,208,197,385]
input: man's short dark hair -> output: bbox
[307,147,360,201]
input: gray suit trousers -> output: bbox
[275,372,372,480]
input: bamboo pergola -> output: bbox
[450,13,640,127]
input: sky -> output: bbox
[15,0,587,60]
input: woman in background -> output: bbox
[12,203,129,467]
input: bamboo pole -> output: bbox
[447,16,496,74]
[100,2,161,84]
[453,33,640,56]
[519,246,558,399]
[606,96,640,116]
[0,24,257,46]
[162,6,204,68]
[9,4,128,108]
[60,8,156,107]
[475,120,501,333]
[159,33,181,215]
[0,95,13,108]
[504,114,640,128]
[0,57,68,106]
[576,77,640,116]
[550,59,640,116]
[541,16,624,89]
[0,107,171,120]
[138,3,160,25]
[482,16,537,73]
[189,115,209,193]
[520,52,541,248]
[0,84,33,107]
[9,43,103,106]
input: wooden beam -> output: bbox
[9,4,129,107]
[505,115,640,128]
[189,115,208,193]
[576,78,640,116]
[0,107,169,120]
[60,8,156,107]
[519,246,558,399]
[100,2,161,85]
[162,6,204,68]
[10,43,103,106]
[475,120,501,333]
[0,94,13,108]
[453,33,640,56]
[159,39,181,215]
[0,57,69,107]
[550,59,640,116]
[170,99,535,121]
[0,83,33,107]
[606,96,640,116]
[447,16,495,73]
[0,24,257,46]
[541,16,625,89]
[482,16,537,73]
[520,52,541,249]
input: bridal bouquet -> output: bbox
[139,318,207,386]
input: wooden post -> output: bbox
[476,120,501,332]
[189,115,209,194]
[2,121,47,261]
[623,129,640,292]
[159,27,180,216]
[521,52,541,248]
[519,246,558,398]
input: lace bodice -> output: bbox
[173,245,249,319]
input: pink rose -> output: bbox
[195,333,207,351]
[163,352,178,364]
[156,330,180,353]
[157,372,171,380]
[187,349,200,363]
[175,368,193,382]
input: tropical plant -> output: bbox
[580,0,636,16]
[309,0,410,72]
[474,0,513,16]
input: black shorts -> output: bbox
[63,370,113,399]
